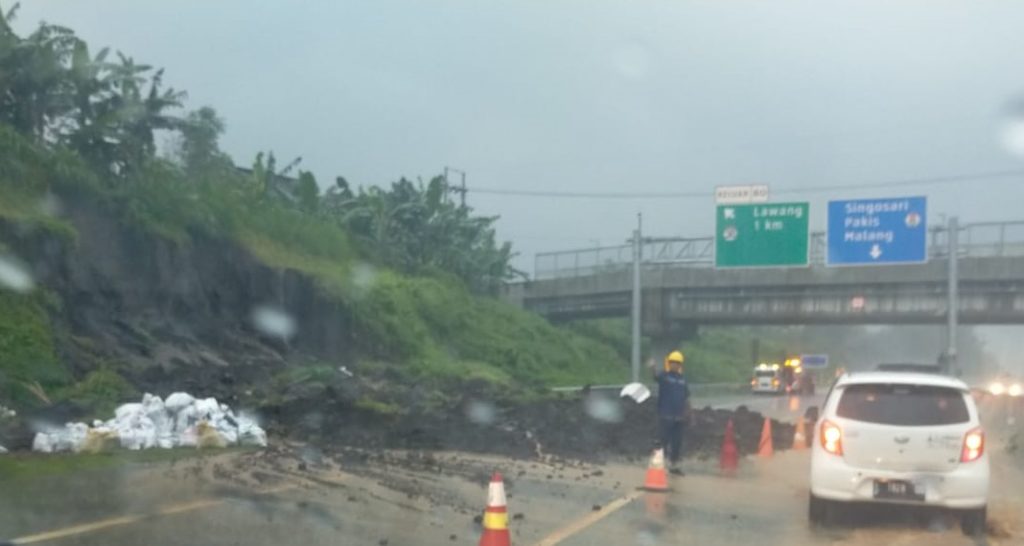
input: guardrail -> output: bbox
[550,382,748,395]
[534,221,1024,280]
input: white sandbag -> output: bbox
[215,423,238,445]
[236,424,266,444]
[194,398,220,419]
[67,422,90,453]
[142,393,174,446]
[31,391,266,453]
[178,425,198,448]
[164,392,195,412]
[32,432,54,453]
[46,426,76,453]
[0,444,7,454]
[114,403,144,422]
[117,415,157,451]
[237,415,268,448]
[174,404,197,435]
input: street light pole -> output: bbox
[946,216,960,375]
[443,166,467,207]
[631,213,643,383]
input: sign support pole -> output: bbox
[631,213,642,383]
[946,216,959,375]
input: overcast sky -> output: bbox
[15,1,1024,369]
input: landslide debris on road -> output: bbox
[266,386,795,463]
[0,167,788,463]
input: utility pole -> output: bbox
[443,166,467,207]
[946,216,960,375]
[631,213,643,383]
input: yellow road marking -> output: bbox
[8,484,297,545]
[531,491,643,546]
[9,516,144,545]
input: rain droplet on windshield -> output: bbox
[585,393,624,423]
[465,400,497,425]
[250,305,297,340]
[38,192,63,217]
[1000,99,1024,159]
[351,262,378,296]
[0,254,35,293]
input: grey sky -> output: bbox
[14,1,1024,368]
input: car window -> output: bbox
[755,370,775,378]
[836,383,970,426]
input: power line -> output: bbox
[466,168,1024,199]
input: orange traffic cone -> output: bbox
[758,417,774,458]
[720,419,739,475]
[792,416,807,450]
[642,448,670,492]
[479,472,511,546]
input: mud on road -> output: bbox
[266,389,798,464]
[3,439,1021,546]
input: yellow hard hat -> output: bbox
[667,351,685,364]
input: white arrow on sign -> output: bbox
[870,244,883,260]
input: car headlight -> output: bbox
[990,382,1006,396]
[1009,383,1023,397]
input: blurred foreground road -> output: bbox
[1,394,1019,546]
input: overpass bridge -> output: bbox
[502,221,1024,343]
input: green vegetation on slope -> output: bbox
[0,8,629,410]
[351,273,626,388]
[0,291,68,406]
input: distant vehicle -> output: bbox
[809,372,989,536]
[875,363,943,374]
[987,376,1023,397]
[751,363,784,394]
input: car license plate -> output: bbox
[873,480,923,501]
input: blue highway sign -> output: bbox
[800,354,829,369]
[827,197,927,266]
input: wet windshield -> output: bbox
[1,1,1023,545]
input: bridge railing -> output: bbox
[533,220,1024,280]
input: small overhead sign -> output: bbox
[827,197,928,266]
[715,184,769,204]
[800,354,830,369]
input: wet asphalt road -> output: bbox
[1,394,1020,546]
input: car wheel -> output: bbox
[960,506,987,537]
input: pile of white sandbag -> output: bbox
[31,392,267,454]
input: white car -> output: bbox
[751,365,783,394]
[809,372,989,536]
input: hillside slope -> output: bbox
[0,128,629,451]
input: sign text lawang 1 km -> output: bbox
[715,202,810,268]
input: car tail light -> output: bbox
[820,420,843,456]
[961,428,985,463]
[772,379,780,387]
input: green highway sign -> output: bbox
[715,202,810,268]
